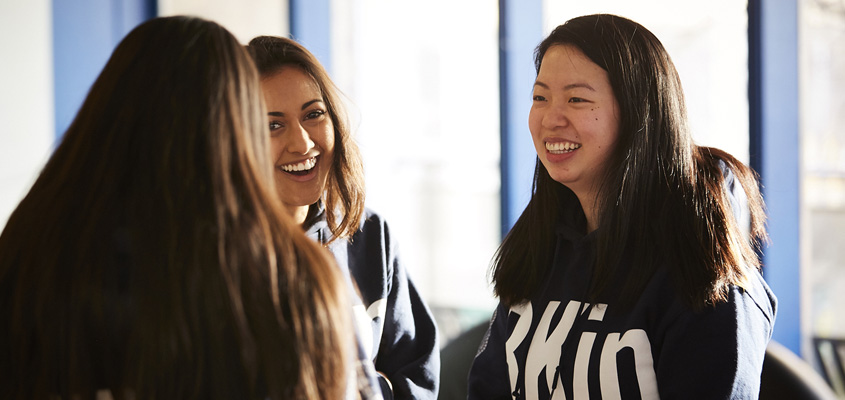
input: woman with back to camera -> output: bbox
[468,14,776,399]
[0,16,357,400]
[246,36,440,400]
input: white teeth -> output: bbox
[546,142,581,153]
[280,157,317,172]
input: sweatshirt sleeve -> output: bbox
[654,272,776,399]
[352,317,387,400]
[373,226,440,400]
[468,304,515,400]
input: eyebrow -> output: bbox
[267,99,325,117]
[533,80,596,91]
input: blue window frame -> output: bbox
[748,0,801,355]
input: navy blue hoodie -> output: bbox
[468,167,776,400]
[306,207,440,400]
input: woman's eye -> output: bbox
[569,97,587,103]
[305,109,326,120]
[269,121,283,130]
[532,95,546,101]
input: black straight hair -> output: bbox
[492,14,767,310]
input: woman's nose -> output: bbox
[287,123,315,154]
[542,102,570,129]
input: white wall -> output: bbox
[0,0,54,230]
[157,0,289,44]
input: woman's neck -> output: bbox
[575,191,599,234]
[289,205,309,226]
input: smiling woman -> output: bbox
[247,36,440,400]
[469,14,776,399]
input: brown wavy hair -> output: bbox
[0,16,350,399]
[492,14,768,310]
[246,36,366,242]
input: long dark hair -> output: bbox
[246,36,366,242]
[0,16,351,399]
[492,14,767,310]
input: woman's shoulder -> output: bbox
[653,264,776,327]
[361,207,381,222]
[737,267,777,323]
[357,207,391,234]
[345,207,397,253]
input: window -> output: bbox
[544,0,750,162]
[801,0,845,351]
[331,0,501,335]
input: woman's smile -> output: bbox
[545,140,582,154]
[279,156,318,175]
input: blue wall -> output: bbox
[52,0,156,140]
[289,0,332,73]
